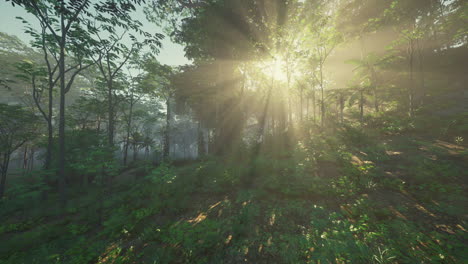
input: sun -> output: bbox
[257,56,289,82]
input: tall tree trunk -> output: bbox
[57,9,67,208]
[0,153,11,198]
[123,137,129,165]
[40,24,54,173]
[45,120,53,170]
[123,97,134,166]
[43,119,52,200]
[108,78,114,147]
[29,148,35,172]
[22,146,28,175]
[163,97,170,160]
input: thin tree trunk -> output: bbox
[163,97,170,160]
[58,9,67,208]
[108,77,114,147]
[22,146,28,175]
[45,120,53,170]
[44,119,52,200]
[40,25,54,172]
[123,137,129,165]
[97,117,101,133]
[123,97,134,166]
[0,153,11,198]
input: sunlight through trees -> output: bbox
[0,0,466,263]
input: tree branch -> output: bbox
[64,0,90,34]
[111,46,136,79]
[31,75,50,123]
[30,1,60,42]
[64,62,95,94]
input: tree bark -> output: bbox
[0,153,11,198]
[163,97,171,161]
[45,119,53,170]
[123,95,134,166]
[57,8,67,208]
[22,145,28,174]
[108,77,114,147]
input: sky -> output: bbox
[0,1,191,66]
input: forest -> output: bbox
[0,0,467,263]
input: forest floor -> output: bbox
[0,122,467,263]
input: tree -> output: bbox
[303,1,342,126]
[121,73,143,165]
[142,58,176,160]
[120,55,159,165]
[89,10,162,147]
[9,0,101,207]
[0,104,39,198]
[346,53,389,113]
